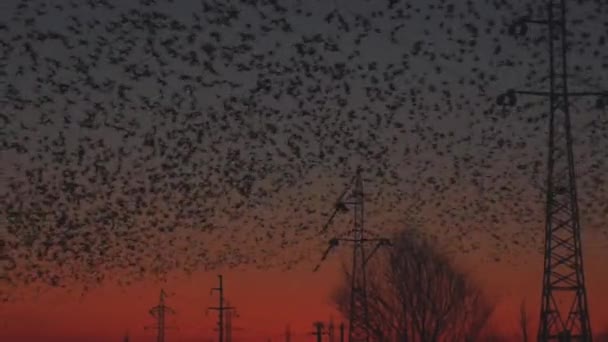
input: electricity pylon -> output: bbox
[314,167,391,342]
[145,289,175,342]
[208,275,235,342]
[213,299,242,342]
[224,300,239,342]
[499,0,607,340]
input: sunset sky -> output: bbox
[1,0,607,341]
[1,243,608,341]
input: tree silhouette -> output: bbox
[596,325,608,342]
[331,229,495,341]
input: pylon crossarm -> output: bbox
[498,89,607,108]
[334,228,383,240]
[358,228,385,239]
[363,240,391,266]
[336,236,387,243]
[514,90,606,97]
[569,91,607,97]
[312,238,340,272]
[336,228,384,242]
[208,306,235,310]
[341,200,360,206]
[321,205,346,234]
[336,230,357,239]
[320,174,358,234]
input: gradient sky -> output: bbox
[1,0,607,341]
[1,247,607,341]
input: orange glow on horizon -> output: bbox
[2,243,607,342]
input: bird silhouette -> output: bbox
[0,0,606,297]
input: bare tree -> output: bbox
[331,229,495,342]
[519,299,529,342]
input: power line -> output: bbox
[500,1,607,340]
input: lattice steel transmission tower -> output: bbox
[145,289,175,342]
[314,167,391,342]
[499,0,607,340]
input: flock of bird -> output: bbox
[1,0,606,300]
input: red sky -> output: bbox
[2,235,607,342]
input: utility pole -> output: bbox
[214,300,242,342]
[499,1,607,340]
[285,324,292,342]
[328,317,335,342]
[314,167,391,342]
[208,275,235,342]
[225,300,234,342]
[311,321,327,342]
[145,289,175,342]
